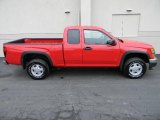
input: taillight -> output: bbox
[3,46,6,57]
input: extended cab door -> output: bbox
[63,27,83,66]
[82,28,120,67]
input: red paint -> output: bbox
[3,26,154,67]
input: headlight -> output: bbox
[151,48,156,58]
[151,48,155,54]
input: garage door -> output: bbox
[111,14,140,37]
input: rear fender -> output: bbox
[21,51,53,69]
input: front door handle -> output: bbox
[84,47,92,50]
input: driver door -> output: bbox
[82,29,120,66]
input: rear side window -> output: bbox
[68,29,80,44]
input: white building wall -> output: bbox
[92,0,160,53]
[0,0,80,56]
[81,0,91,25]
[0,0,160,57]
[0,0,80,34]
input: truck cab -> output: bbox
[63,26,120,67]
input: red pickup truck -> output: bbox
[3,26,157,80]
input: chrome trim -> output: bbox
[149,57,158,63]
[149,57,158,69]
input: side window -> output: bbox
[68,29,80,44]
[84,30,112,45]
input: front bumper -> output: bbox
[149,57,158,69]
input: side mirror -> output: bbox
[106,39,115,45]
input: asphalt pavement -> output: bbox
[0,55,160,120]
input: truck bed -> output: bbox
[4,38,64,66]
[6,38,63,44]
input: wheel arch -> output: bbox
[120,50,150,71]
[21,51,53,69]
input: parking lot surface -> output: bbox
[0,56,160,120]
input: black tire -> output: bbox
[26,59,50,80]
[123,57,147,79]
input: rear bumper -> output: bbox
[3,59,8,65]
[149,57,158,69]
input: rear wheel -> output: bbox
[27,59,50,80]
[123,58,147,79]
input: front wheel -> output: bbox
[123,58,147,79]
[27,59,50,80]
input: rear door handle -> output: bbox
[84,47,92,50]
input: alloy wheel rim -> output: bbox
[30,64,44,78]
[129,62,143,76]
